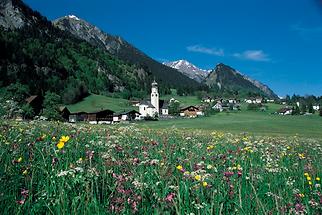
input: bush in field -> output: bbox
[247,103,261,111]
[42,91,62,120]
[168,100,180,116]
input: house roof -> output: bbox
[180,106,199,111]
[58,106,70,113]
[140,100,155,108]
[25,95,39,104]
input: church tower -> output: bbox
[151,80,159,114]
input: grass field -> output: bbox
[67,94,137,113]
[1,121,321,214]
[141,111,322,138]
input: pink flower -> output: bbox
[224,171,234,177]
[165,192,175,202]
[16,199,25,205]
[237,171,242,177]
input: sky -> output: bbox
[24,0,322,96]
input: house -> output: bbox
[114,110,141,122]
[160,101,169,115]
[278,107,293,115]
[245,97,263,104]
[313,105,320,111]
[58,106,70,121]
[25,95,43,115]
[213,102,224,112]
[202,96,215,103]
[267,99,275,103]
[69,109,114,123]
[139,81,169,117]
[228,98,237,104]
[180,106,200,117]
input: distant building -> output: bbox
[313,105,320,111]
[58,106,70,121]
[180,106,200,117]
[25,95,43,115]
[278,107,293,115]
[139,81,169,117]
[113,110,141,122]
[69,109,114,123]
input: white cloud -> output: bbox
[233,50,270,62]
[187,45,224,56]
[291,24,322,40]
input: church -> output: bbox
[139,81,169,117]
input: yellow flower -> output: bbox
[287,146,291,150]
[17,157,22,163]
[304,172,309,177]
[52,136,56,141]
[176,165,183,171]
[307,176,312,181]
[202,181,208,187]
[299,193,305,198]
[184,171,190,175]
[206,164,213,170]
[207,145,214,150]
[316,177,320,181]
[22,170,28,175]
[59,136,70,143]
[298,153,305,159]
[57,141,65,149]
[308,181,313,185]
[194,175,201,181]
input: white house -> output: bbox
[213,102,223,112]
[139,81,169,117]
[313,105,320,111]
[278,107,293,115]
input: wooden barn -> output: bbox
[59,106,71,121]
[25,95,43,115]
[68,109,114,123]
[180,106,200,117]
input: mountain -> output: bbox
[0,0,154,104]
[163,60,209,83]
[205,63,278,98]
[53,15,200,89]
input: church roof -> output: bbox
[140,100,155,108]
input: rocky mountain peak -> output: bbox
[164,60,209,83]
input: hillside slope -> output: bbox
[53,16,200,89]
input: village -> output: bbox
[20,81,321,125]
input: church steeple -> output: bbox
[151,80,159,114]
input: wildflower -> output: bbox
[298,193,305,198]
[176,165,183,171]
[206,164,213,169]
[207,145,214,150]
[165,193,175,202]
[298,153,305,159]
[307,176,312,181]
[304,172,309,177]
[60,135,70,143]
[17,157,22,163]
[202,181,208,187]
[316,177,320,181]
[52,136,56,141]
[194,175,201,181]
[308,181,312,185]
[224,171,234,177]
[57,141,64,149]
[22,170,28,175]
[184,171,190,176]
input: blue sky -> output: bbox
[24,0,322,96]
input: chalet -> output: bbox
[202,96,215,103]
[160,101,169,115]
[69,109,114,123]
[58,106,70,121]
[245,97,263,104]
[180,106,200,117]
[25,95,43,115]
[278,107,293,115]
[113,110,141,122]
[313,105,320,111]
